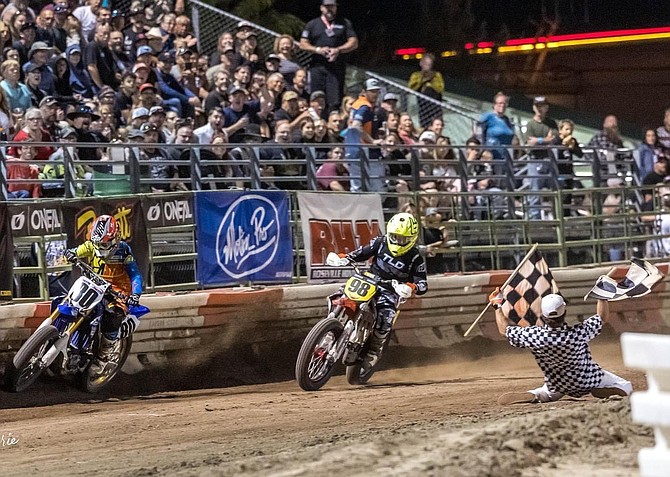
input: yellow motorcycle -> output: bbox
[295,252,411,391]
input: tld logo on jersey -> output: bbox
[216,194,280,279]
[382,253,406,270]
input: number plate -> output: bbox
[344,274,377,302]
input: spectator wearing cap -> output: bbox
[171,46,195,82]
[73,0,102,44]
[24,62,46,107]
[408,53,444,128]
[300,0,358,112]
[114,72,136,125]
[234,30,262,73]
[130,106,149,129]
[204,69,229,116]
[148,105,168,142]
[10,107,55,160]
[523,96,559,220]
[85,22,119,91]
[309,90,327,120]
[372,92,399,138]
[66,44,93,98]
[139,121,184,193]
[53,3,70,29]
[194,107,224,145]
[23,41,56,95]
[13,20,36,67]
[2,0,36,26]
[1,59,31,111]
[145,27,164,55]
[109,29,131,76]
[274,90,309,132]
[234,21,254,46]
[343,78,382,191]
[135,47,158,84]
[137,83,159,109]
[67,104,101,163]
[122,5,147,59]
[39,95,59,137]
[155,49,200,117]
[43,125,91,197]
[222,83,266,143]
[273,34,300,84]
[110,8,125,33]
[265,54,281,74]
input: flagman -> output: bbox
[489,291,633,404]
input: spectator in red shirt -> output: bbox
[7,142,40,198]
[9,106,54,160]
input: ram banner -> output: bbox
[297,192,384,283]
[196,191,293,286]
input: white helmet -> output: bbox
[541,294,566,320]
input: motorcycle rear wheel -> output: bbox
[80,335,132,393]
[295,317,343,391]
[4,325,60,393]
[345,360,378,385]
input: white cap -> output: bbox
[541,294,566,319]
[418,130,437,143]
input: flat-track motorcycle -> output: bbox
[295,252,412,391]
[4,260,149,393]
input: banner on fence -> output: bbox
[297,192,384,282]
[195,191,293,286]
[61,198,150,278]
[142,193,194,228]
[0,203,14,301]
[7,200,63,237]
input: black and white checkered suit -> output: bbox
[506,315,605,397]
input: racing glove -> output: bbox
[64,248,78,263]
[127,293,141,307]
[488,287,504,310]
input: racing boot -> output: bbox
[90,334,119,375]
[362,330,388,373]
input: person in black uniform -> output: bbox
[340,212,428,371]
[299,0,358,113]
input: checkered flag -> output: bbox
[585,258,664,301]
[501,250,559,326]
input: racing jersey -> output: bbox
[347,235,428,295]
[70,241,143,296]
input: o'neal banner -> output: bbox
[297,192,384,283]
[0,203,14,301]
[196,191,293,286]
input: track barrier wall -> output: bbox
[0,262,667,373]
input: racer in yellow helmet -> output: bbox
[385,212,419,257]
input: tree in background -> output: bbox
[203,0,304,37]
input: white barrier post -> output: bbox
[621,332,670,477]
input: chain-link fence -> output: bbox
[188,0,479,141]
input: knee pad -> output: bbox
[376,308,395,334]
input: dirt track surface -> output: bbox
[0,340,652,477]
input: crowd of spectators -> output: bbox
[2,0,670,263]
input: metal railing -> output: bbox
[2,140,668,301]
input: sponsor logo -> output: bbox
[308,219,381,265]
[10,208,61,234]
[146,199,193,224]
[216,194,280,279]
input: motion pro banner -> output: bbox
[0,203,14,301]
[297,192,384,283]
[60,197,150,278]
[195,191,293,286]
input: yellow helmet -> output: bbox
[386,212,419,257]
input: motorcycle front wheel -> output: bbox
[4,325,60,393]
[295,317,344,391]
[80,335,132,393]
